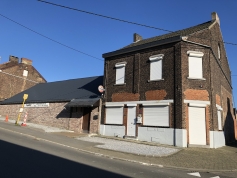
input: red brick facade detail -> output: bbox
[184,89,209,101]
[145,90,167,100]
[216,94,221,106]
[112,93,140,102]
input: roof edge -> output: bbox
[103,36,181,58]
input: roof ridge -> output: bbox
[121,20,215,50]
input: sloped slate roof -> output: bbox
[0,76,103,104]
[103,20,215,58]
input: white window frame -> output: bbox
[216,104,223,130]
[149,54,164,81]
[115,62,126,85]
[218,44,221,59]
[187,51,205,80]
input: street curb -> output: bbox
[1,125,237,172]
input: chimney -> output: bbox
[9,55,19,63]
[21,58,32,65]
[212,12,220,26]
[133,33,143,43]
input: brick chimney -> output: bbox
[212,12,220,26]
[21,58,32,65]
[9,55,19,63]
[133,33,143,43]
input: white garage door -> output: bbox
[143,105,169,126]
[106,107,123,125]
[189,107,206,145]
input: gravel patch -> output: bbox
[77,137,179,156]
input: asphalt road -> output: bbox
[0,121,231,178]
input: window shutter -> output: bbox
[143,105,169,126]
[150,60,162,80]
[217,110,222,130]
[189,56,203,78]
[116,66,125,84]
[106,107,123,124]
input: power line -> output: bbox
[0,13,104,62]
[38,0,237,46]
[37,0,173,33]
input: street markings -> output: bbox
[188,172,201,177]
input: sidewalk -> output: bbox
[1,117,237,172]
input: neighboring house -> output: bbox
[0,76,103,133]
[100,12,236,148]
[0,55,46,101]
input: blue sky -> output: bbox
[0,0,237,105]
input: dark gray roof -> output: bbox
[0,76,103,105]
[65,98,100,107]
[103,20,215,58]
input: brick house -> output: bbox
[0,76,103,134]
[0,55,46,101]
[100,12,236,148]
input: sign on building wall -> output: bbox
[24,103,49,108]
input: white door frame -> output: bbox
[127,106,136,136]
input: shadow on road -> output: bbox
[0,139,129,178]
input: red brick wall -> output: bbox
[145,90,167,100]
[184,89,209,101]
[112,93,140,102]
[0,58,46,101]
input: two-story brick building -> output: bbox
[100,12,236,148]
[0,55,46,101]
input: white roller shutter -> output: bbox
[189,56,203,78]
[150,60,162,80]
[116,66,125,84]
[143,105,169,126]
[106,107,123,124]
[189,107,206,145]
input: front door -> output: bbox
[127,106,136,136]
[189,106,206,145]
[82,107,90,133]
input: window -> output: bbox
[218,44,221,59]
[187,51,204,79]
[143,104,169,127]
[216,105,223,130]
[105,106,124,124]
[115,62,126,84]
[149,54,164,81]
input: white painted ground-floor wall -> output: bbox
[100,100,226,148]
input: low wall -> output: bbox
[99,124,125,138]
[209,131,225,148]
[138,127,187,147]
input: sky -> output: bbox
[0,0,237,105]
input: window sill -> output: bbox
[114,83,126,86]
[187,77,206,80]
[148,79,164,82]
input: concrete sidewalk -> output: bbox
[1,117,237,172]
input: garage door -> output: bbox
[189,107,206,145]
[143,105,169,126]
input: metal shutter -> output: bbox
[189,56,202,78]
[106,107,123,124]
[116,66,125,84]
[217,110,222,130]
[150,60,162,80]
[189,107,206,145]
[143,105,169,126]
